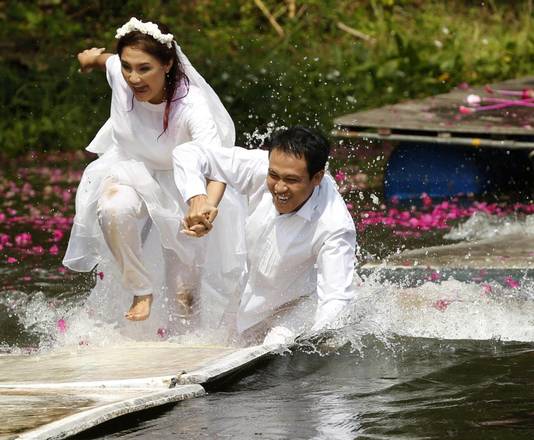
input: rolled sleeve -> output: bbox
[174,142,268,201]
[173,142,209,202]
[312,228,357,331]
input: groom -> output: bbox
[173,126,357,344]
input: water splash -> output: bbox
[445,211,534,241]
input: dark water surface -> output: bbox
[78,338,534,439]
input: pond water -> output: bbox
[1,150,534,439]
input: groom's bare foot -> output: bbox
[176,291,193,318]
[125,294,153,321]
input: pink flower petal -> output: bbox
[504,276,520,289]
[482,284,493,294]
[432,299,452,312]
[56,319,67,333]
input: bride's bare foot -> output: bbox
[125,294,153,321]
[176,291,193,318]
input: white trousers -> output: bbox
[96,182,198,297]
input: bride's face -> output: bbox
[119,46,172,104]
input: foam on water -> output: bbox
[313,213,534,352]
[445,211,534,241]
[343,276,534,342]
[4,213,533,354]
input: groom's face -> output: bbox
[267,149,324,214]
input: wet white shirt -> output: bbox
[173,144,357,333]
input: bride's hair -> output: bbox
[116,21,190,134]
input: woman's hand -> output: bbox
[181,195,219,238]
[77,47,107,73]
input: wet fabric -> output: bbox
[173,143,357,334]
[63,54,246,329]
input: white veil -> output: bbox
[87,42,235,153]
[174,42,235,147]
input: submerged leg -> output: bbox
[97,182,153,321]
[163,248,200,321]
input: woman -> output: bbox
[63,18,245,328]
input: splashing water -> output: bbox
[445,210,534,241]
[1,151,533,358]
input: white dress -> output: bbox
[63,55,246,338]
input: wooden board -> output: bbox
[334,76,534,145]
[363,233,534,270]
[0,343,235,385]
[3,385,205,440]
[0,342,276,439]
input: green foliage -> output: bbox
[1,0,534,154]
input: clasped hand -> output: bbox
[181,195,218,238]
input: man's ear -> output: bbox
[311,170,324,186]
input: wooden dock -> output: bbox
[334,76,534,149]
[0,342,278,439]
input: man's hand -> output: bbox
[181,194,219,237]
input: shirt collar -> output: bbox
[293,185,320,222]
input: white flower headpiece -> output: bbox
[115,17,174,48]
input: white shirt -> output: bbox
[173,144,357,332]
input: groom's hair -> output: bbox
[266,126,330,178]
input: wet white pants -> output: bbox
[96,182,198,297]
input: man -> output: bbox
[173,126,357,345]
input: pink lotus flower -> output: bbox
[432,299,452,311]
[31,245,45,255]
[504,276,520,289]
[335,170,346,182]
[56,319,67,333]
[0,234,9,246]
[481,284,492,294]
[428,271,441,281]
[6,257,18,264]
[420,193,432,207]
[15,232,32,247]
[52,229,64,242]
[49,244,59,255]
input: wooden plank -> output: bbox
[335,76,534,139]
[363,233,534,270]
[1,342,278,439]
[0,342,235,385]
[4,385,205,440]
